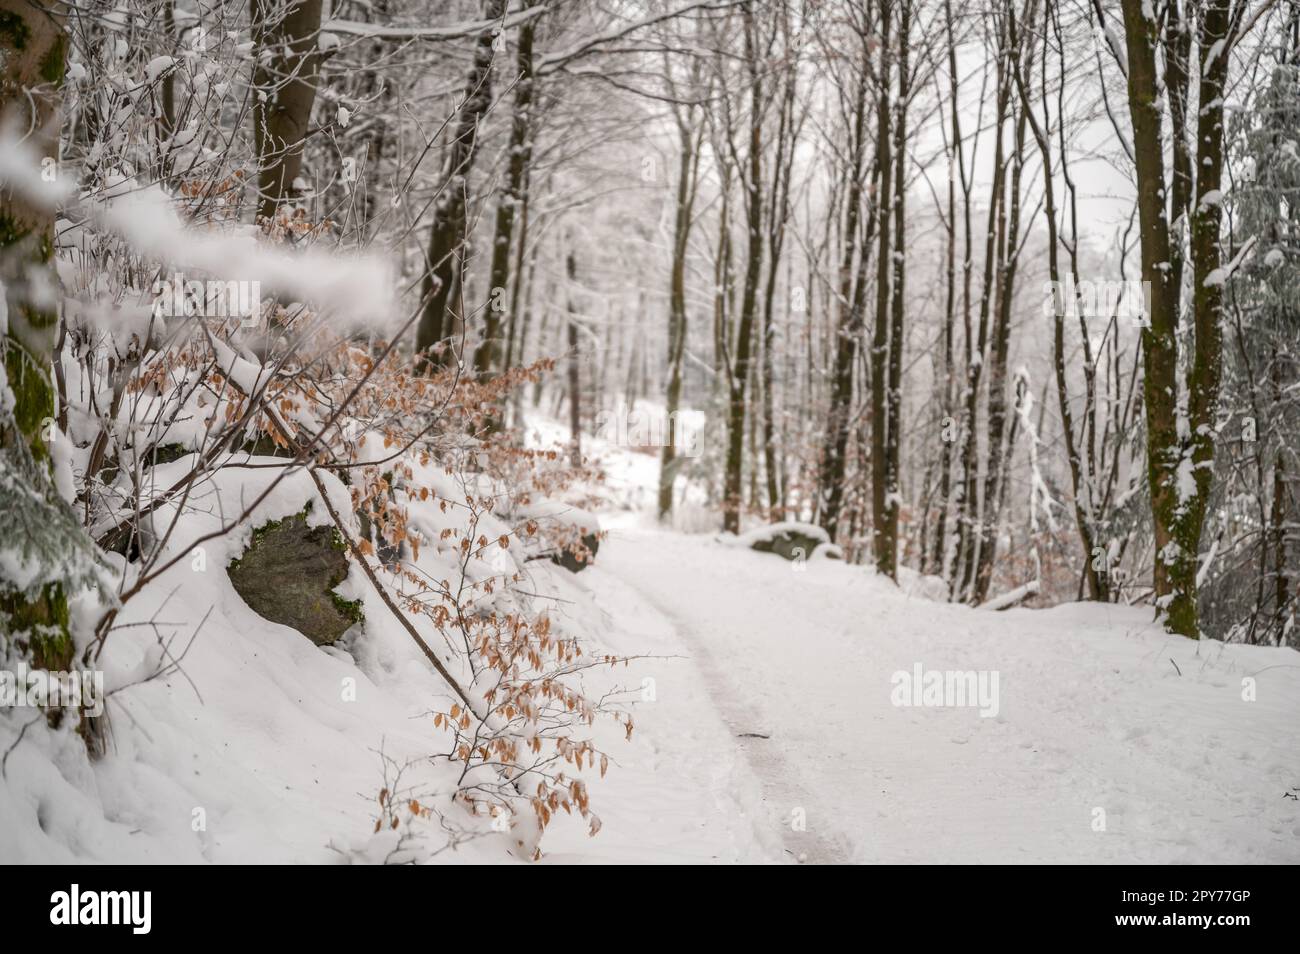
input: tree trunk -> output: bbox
[1119,0,1233,638]
[952,20,1011,600]
[819,55,871,542]
[971,103,1026,603]
[0,0,74,672]
[880,0,910,582]
[252,0,325,223]
[658,118,699,519]
[870,0,894,574]
[759,21,798,520]
[721,4,764,534]
[415,0,507,368]
[931,0,971,578]
[1012,0,1106,600]
[566,250,582,468]
[474,16,537,379]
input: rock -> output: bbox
[227,510,363,646]
[239,433,296,458]
[732,521,840,562]
[751,529,824,561]
[514,498,602,573]
[551,530,600,573]
[143,443,192,466]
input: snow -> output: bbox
[1176,453,1197,503]
[3,426,1297,864]
[0,463,513,863]
[1197,536,1221,588]
[1203,39,1227,76]
[725,521,829,548]
[528,555,780,863]
[978,578,1041,611]
[1100,25,1128,73]
[1198,189,1224,209]
[144,56,175,83]
[575,516,1300,862]
[0,130,396,334]
[323,8,546,42]
[719,521,842,562]
[1204,236,1259,288]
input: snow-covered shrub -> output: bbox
[0,1,636,860]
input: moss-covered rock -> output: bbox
[239,433,295,458]
[751,528,826,562]
[227,510,363,646]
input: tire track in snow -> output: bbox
[586,513,1300,864]
[602,542,848,864]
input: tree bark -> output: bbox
[1118,0,1233,638]
[0,0,75,672]
[870,0,894,574]
[658,115,700,519]
[819,44,872,542]
[415,0,507,369]
[880,0,910,582]
[474,16,537,379]
[565,250,582,468]
[721,3,764,534]
[252,0,325,223]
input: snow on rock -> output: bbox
[226,510,361,647]
[513,497,602,573]
[726,521,830,549]
[0,462,528,864]
[721,521,841,562]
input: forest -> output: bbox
[0,0,1297,867]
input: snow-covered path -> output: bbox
[579,520,1300,864]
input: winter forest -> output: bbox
[1,0,1298,868]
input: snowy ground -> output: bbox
[555,515,1300,863]
[3,418,1297,864]
[532,419,1300,864]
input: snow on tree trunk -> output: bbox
[0,0,78,674]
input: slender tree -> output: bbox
[252,0,325,223]
[1116,0,1240,638]
[416,0,508,368]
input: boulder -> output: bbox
[227,510,363,646]
[732,521,840,562]
[752,529,824,562]
[551,529,600,573]
[514,498,602,573]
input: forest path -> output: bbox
[585,519,1300,864]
